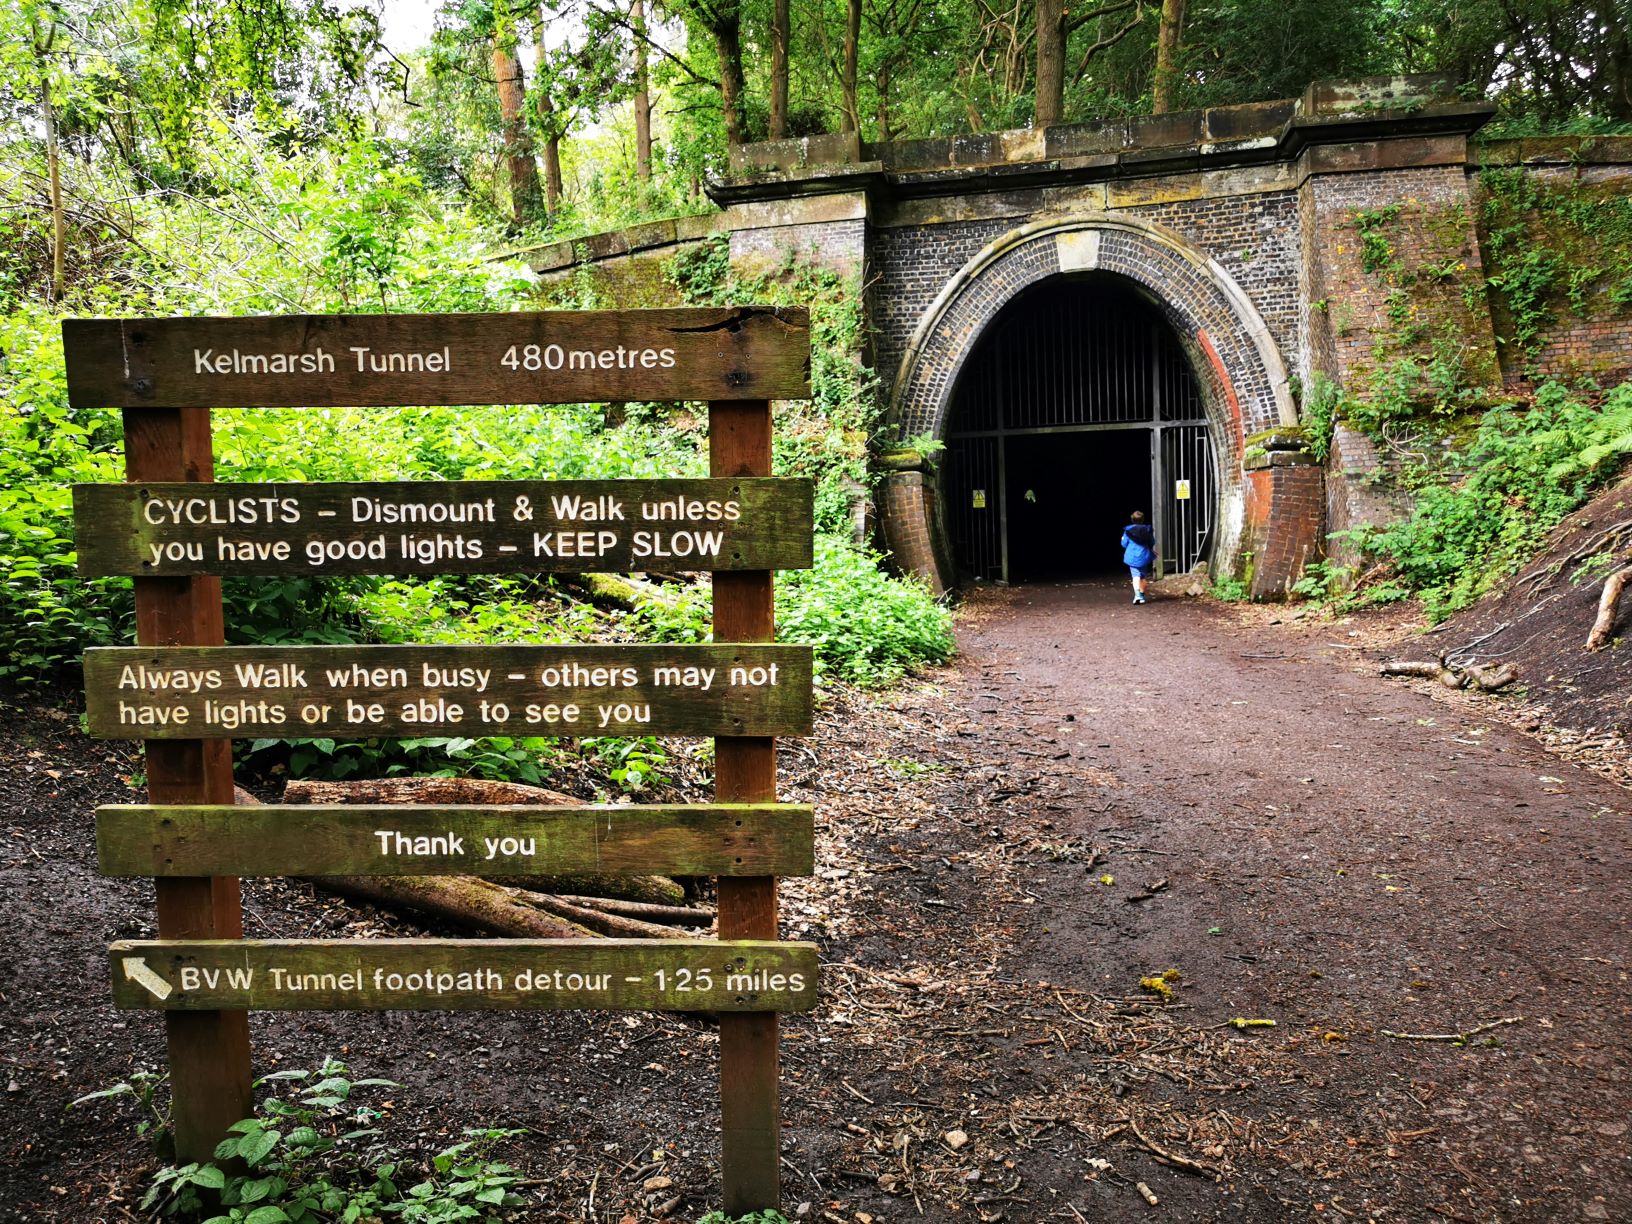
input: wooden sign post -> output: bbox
[66,307,815,1212]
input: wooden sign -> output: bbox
[73,478,814,576]
[110,938,819,1012]
[83,643,812,739]
[61,307,809,408]
[97,802,815,878]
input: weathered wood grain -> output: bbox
[73,477,813,576]
[97,803,815,878]
[122,402,253,1163]
[83,643,813,739]
[108,938,819,1012]
[62,307,810,408]
[712,398,785,1213]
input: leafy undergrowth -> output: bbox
[1320,381,1632,620]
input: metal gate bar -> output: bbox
[941,279,1218,582]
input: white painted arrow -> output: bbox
[121,957,172,1001]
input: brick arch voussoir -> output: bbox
[881,214,1297,592]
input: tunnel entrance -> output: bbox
[940,276,1218,584]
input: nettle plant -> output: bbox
[127,1059,526,1223]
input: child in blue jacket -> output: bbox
[1121,511,1156,604]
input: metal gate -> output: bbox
[941,278,1216,583]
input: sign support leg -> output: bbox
[123,405,252,1161]
[712,399,782,1214]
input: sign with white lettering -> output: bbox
[83,643,812,739]
[61,308,809,408]
[73,478,813,576]
[96,803,815,878]
[110,939,819,1012]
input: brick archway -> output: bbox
[879,214,1314,595]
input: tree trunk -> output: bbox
[1152,0,1186,114]
[632,0,653,177]
[769,0,790,140]
[492,35,544,225]
[840,0,861,134]
[534,14,565,214]
[31,20,65,300]
[713,6,747,146]
[1035,0,1065,127]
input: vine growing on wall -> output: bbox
[1479,167,1632,375]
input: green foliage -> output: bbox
[1345,381,1632,620]
[129,1059,524,1223]
[777,535,953,687]
[1210,573,1251,602]
[695,1211,792,1224]
[1479,168,1632,369]
[1303,374,1340,463]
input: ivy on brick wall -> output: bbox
[1478,168,1632,375]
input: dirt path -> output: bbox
[3,583,1629,1222]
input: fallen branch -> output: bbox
[1380,658,1517,692]
[524,892,688,939]
[1586,566,1630,651]
[1123,1114,1220,1179]
[313,874,594,939]
[556,895,714,925]
[1379,1016,1523,1043]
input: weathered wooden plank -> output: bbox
[83,643,812,739]
[62,307,810,408]
[72,478,813,576]
[108,938,818,1012]
[712,399,784,1214]
[123,403,253,1164]
[97,803,815,878]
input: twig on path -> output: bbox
[1380,1016,1523,1043]
[1123,1114,1221,1178]
[840,1078,876,1105]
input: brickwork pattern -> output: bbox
[889,224,1284,443]
[1304,165,1500,390]
[876,472,944,595]
[1129,192,1303,369]
[1245,463,1325,598]
[731,218,866,277]
[870,219,1012,385]
[1469,166,1632,388]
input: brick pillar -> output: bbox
[1242,429,1324,598]
[878,469,946,597]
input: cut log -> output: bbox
[315,875,595,938]
[558,895,715,925]
[283,776,577,806]
[1587,566,1631,651]
[525,893,688,939]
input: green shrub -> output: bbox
[1345,381,1632,620]
[78,1059,525,1223]
[776,535,953,686]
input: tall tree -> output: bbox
[26,5,65,299]
[1152,0,1186,113]
[769,0,789,139]
[534,12,564,212]
[840,0,860,134]
[632,0,653,176]
[1035,0,1147,126]
[492,10,544,225]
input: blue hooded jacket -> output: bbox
[1121,522,1156,569]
